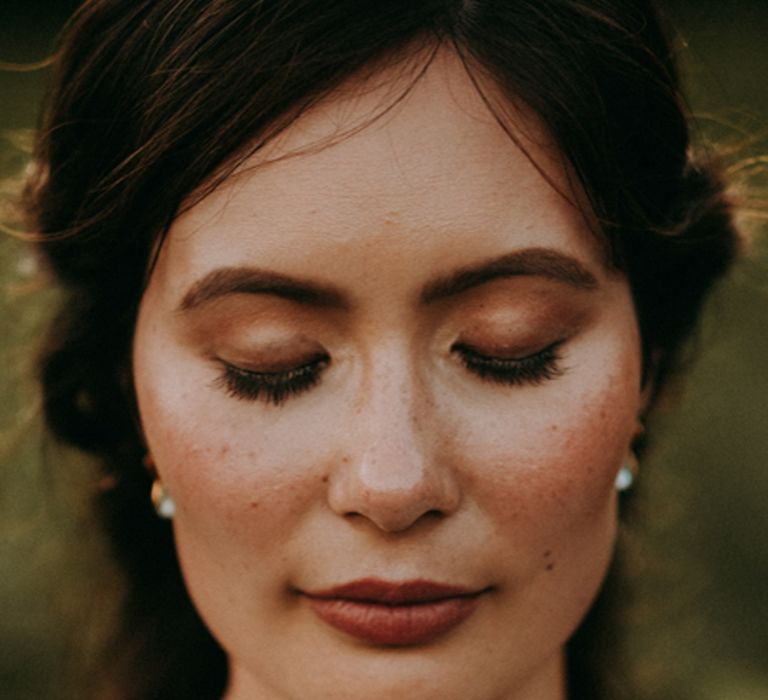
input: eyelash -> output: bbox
[451,341,565,387]
[216,342,564,405]
[216,355,330,406]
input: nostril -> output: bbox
[424,509,444,519]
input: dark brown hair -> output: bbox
[23,1,739,698]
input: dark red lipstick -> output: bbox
[304,578,486,646]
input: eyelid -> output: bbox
[452,338,562,361]
[452,339,566,387]
[214,353,330,405]
[220,350,329,374]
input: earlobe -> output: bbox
[616,413,645,493]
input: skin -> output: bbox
[133,49,645,699]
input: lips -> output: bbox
[303,578,486,646]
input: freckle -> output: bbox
[543,550,552,558]
[250,501,259,509]
[321,475,329,484]
[546,563,554,571]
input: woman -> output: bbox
[20,1,740,698]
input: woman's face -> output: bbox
[133,51,644,700]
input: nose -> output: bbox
[327,366,461,533]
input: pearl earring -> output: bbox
[144,453,176,519]
[615,465,634,491]
[151,479,176,519]
[615,451,638,492]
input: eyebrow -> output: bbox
[178,247,599,313]
[179,268,347,312]
[420,247,598,303]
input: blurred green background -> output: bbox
[1,2,766,698]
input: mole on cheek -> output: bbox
[543,550,555,571]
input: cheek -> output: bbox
[455,346,639,563]
[451,370,635,645]
[148,406,322,537]
[143,404,331,625]
[133,346,328,581]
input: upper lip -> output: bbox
[303,578,486,604]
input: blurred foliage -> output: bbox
[1,1,766,699]
[627,3,768,698]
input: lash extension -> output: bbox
[215,355,330,406]
[452,341,565,387]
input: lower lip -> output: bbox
[307,595,482,646]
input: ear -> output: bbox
[638,378,654,417]
[637,346,663,418]
[116,355,148,447]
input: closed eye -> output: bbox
[452,341,565,386]
[214,354,330,405]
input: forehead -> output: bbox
[157,48,604,291]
